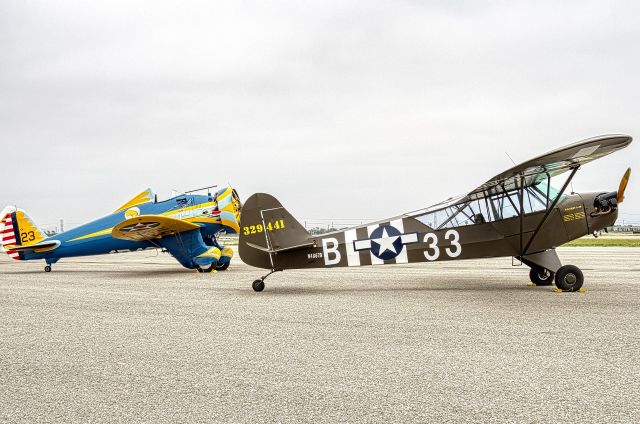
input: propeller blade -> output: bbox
[617,167,631,203]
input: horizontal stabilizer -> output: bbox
[3,240,60,253]
[112,215,200,241]
[245,240,316,254]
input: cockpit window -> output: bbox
[413,181,566,229]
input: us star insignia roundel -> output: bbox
[353,224,419,261]
[120,221,161,233]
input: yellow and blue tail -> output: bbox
[1,208,48,261]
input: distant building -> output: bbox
[607,225,640,234]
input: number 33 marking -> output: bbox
[423,229,461,261]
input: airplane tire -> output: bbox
[196,264,215,273]
[44,265,52,273]
[554,265,584,292]
[215,261,230,271]
[252,279,265,292]
[529,267,554,286]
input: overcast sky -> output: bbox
[1,0,638,230]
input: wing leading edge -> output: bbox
[465,134,632,200]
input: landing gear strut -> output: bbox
[252,269,280,292]
[554,265,584,292]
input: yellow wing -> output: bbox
[112,215,200,241]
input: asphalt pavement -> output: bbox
[1,248,639,423]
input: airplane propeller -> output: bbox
[594,167,631,212]
[617,167,631,203]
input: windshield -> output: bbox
[412,181,567,230]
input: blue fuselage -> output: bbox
[26,194,224,263]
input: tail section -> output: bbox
[1,207,48,260]
[238,193,313,269]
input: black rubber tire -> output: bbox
[196,264,215,273]
[529,267,554,286]
[554,265,584,292]
[44,265,52,273]
[215,261,230,271]
[252,279,265,292]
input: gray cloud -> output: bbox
[1,0,638,229]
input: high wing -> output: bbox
[465,134,632,200]
[112,215,200,241]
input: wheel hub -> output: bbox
[565,273,577,284]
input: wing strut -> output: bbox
[518,176,525,256]
[521,165,580,255]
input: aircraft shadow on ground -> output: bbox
[226,282,542,296]
[0,268,193,278]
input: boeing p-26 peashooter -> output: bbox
[239,135,632,292]
[2,186,241,272]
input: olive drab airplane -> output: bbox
[239,135,632,292]
[2,186,242,273]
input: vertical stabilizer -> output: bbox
[1,207,48,260]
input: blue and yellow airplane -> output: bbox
[1,186,241,272]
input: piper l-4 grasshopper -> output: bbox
[2,186,241,272]
[239,135,632,292]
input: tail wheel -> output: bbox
[554,265,584,292]
[196,264,215,273]
[215,261,230,271]
[44,265,52,273]
[252,279,265,292]
[529,267,554,286]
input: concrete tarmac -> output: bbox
[1,248,639,423]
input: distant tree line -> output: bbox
[307,227,338,235]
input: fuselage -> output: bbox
[239,191,619,270]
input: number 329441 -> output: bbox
[242,219,285,235]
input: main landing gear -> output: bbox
[521,250,584,292]
[215,261,230,271]
[252,270,280,292]
[196,264,215,273]
[529,265,584,292]
[554,265,584,292]
[529,267,554,286]
[197,261,231,273]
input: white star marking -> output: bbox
[372,227,399,255]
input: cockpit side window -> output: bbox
[414,181,564,229]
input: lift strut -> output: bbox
[521,165,580,255]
